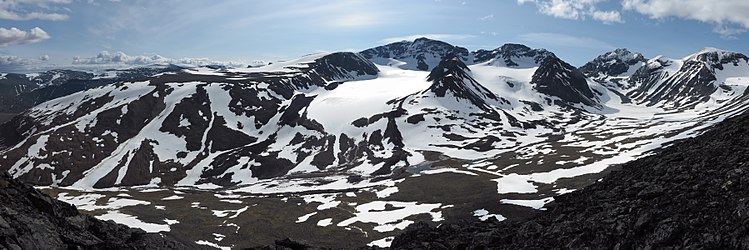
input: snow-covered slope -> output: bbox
[472,43,553,67]
[360,37,470,71]
[627,48,749,109]
[580,48,647,78]
[1,40,748,202]
[0,65,187,113]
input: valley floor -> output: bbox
[37,168,609,249]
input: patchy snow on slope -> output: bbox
[473,209,506,221]
[337,201,442,232]
[96,211,172,232]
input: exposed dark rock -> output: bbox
[425,55,502,114]
[472,43,554,67]
[391,110,749,249]
[360,37,470,71]
[0,66,186,114]
[0,171,197,250]
[580,48,647,77]
[532,55,598,107]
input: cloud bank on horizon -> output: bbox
[0,0,748,72]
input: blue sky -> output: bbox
[1,0,749,72]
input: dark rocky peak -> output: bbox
[580,48,647,77]
[307,52,379,81]
[629,56,674,82]
[424,54,500,110]
[360,37,470,71]
[532,55,599,107]
[685,48,749,71]
[473,43,554,67]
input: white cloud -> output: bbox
[591,10,623,24]
[517,0,622,24]
[379,34,476,44]
[518,32,614,49]
[72,51,249,68]
[0,55,51,72]
[622,0,749,37]
[0,27,51,47]
[40,54,50,61]
[480,14,494,20]
[0,0,70,21]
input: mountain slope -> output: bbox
[473,43,553,67]
[0,171,197,249]
[0,40,746,204]
[360,37,470,71]
[627,48,749,110]
[580,48,647,78]
[392,109,749,249]
[0,65,186,114]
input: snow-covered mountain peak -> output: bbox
[230,52,379,84]
[360,38,470,71]
[683,48,749,71]
[580,48,647,77]
[473,43,553,68]
[422,54,501,111]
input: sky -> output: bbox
[1,0,749,72]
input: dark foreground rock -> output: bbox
[0,171,198,250]
[391,111,749,249]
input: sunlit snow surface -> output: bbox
[14,50,749,248]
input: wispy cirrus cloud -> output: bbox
[518,32,614,49]
[0,0,71,21]
[0,27,51,47]
[379,34,476,44]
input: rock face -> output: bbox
[627,49,749,109]
[424,55,502,111]
[531,55,599,107]
[579,48,647,77]
[391,110,749,249]
[0,171,196,250]
[472,43,553,67]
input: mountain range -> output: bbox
[0,37,748,248]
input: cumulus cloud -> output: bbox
[0,0,70,21]
[72,51,249,68]
[0,55,51,72]
[0,27,51,47]
[622,0,749,37]
[517,0,623,24]
[379,34,476,44]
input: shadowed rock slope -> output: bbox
[391,110,749,249]
[0,171,198,250]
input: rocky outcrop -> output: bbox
[532,56,599,107]
[579,48,647,77]
[472,43,553,67]
[0,171,197,250]
[391,110,749,249]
